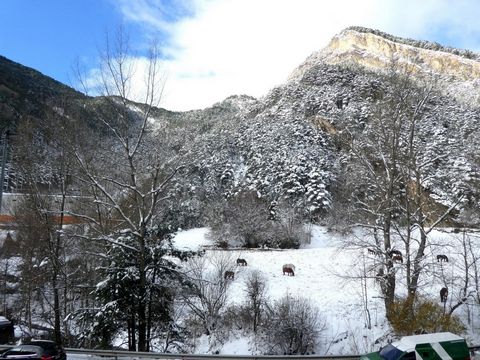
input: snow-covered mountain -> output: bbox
[290,27,480,106]
[175,27,480,225]
[1,27,479,225]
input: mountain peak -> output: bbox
[341,26,480,62]
[289,27,480,105]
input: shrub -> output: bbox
[260,295,324,354]
[207,193,310,249]
[389,297,465,335]
[206,191,272,248]
[263,204,310,248]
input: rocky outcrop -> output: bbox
[290,28,480,106]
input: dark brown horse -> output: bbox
[388,249,402,258]
[392,254,403,263]
[224,271,234,280]
[375,272,385,284]
[437,254,449,262]
[282,264,295,276]
[440,287,448,302]
[236,258,247,266]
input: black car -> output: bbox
[23,341,66,360]
[1,341,66,360]
[0,317,14,344]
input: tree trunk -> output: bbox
[383,215,396,320]
[406,172,427,311]
[384,270,396,321]
[137,230,148,351]
[53,277,62,345]
[146,264,157,350]
[129,314,136,351]
[53,184,67,346]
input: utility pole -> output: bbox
[0,129,8,214]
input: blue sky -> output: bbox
[0,0,148,84]
[1,0,479,111]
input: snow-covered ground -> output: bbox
[172,226,480,355]
[172,228,211,251]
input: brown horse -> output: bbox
[282,264,295,276]
[236,258,247,266]
[437,254,449,262]
[388,249,402,258]
[224,271,234,280]
[375,272,385,284]
[392,254,403,263]
[440,287,448,302]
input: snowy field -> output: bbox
[172,227,480,355]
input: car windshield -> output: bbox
[18,346,41,354]
[3,350,37,358]
[380,344,405,360]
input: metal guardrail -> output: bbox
[64,348,360,360]
[0,345,359,360]
[1,344,479,360]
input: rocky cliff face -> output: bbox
[289,28,480,106]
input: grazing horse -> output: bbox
[392,254,403,263]
[388,249,402,258]
[375,272,385,284]
[282,264,295,276]
[335,98,342,109]
[440,287,448,302]
[224,271,234,280]
[236,258,247,266]
[437,254,449,262]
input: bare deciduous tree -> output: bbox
[440,230,477,318]
[342,60,462,320]
[11,104,80,345]
[72,29,188,351]
[244,270,268,333]
[181,252,235,337]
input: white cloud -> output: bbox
[84,55,166,107]
[109,0,480,111]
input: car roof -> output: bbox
[10,345,42,352]
[0,316,11,327]
[24,341,57,347]
[26,340,55,343]
[393,333,464,352]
